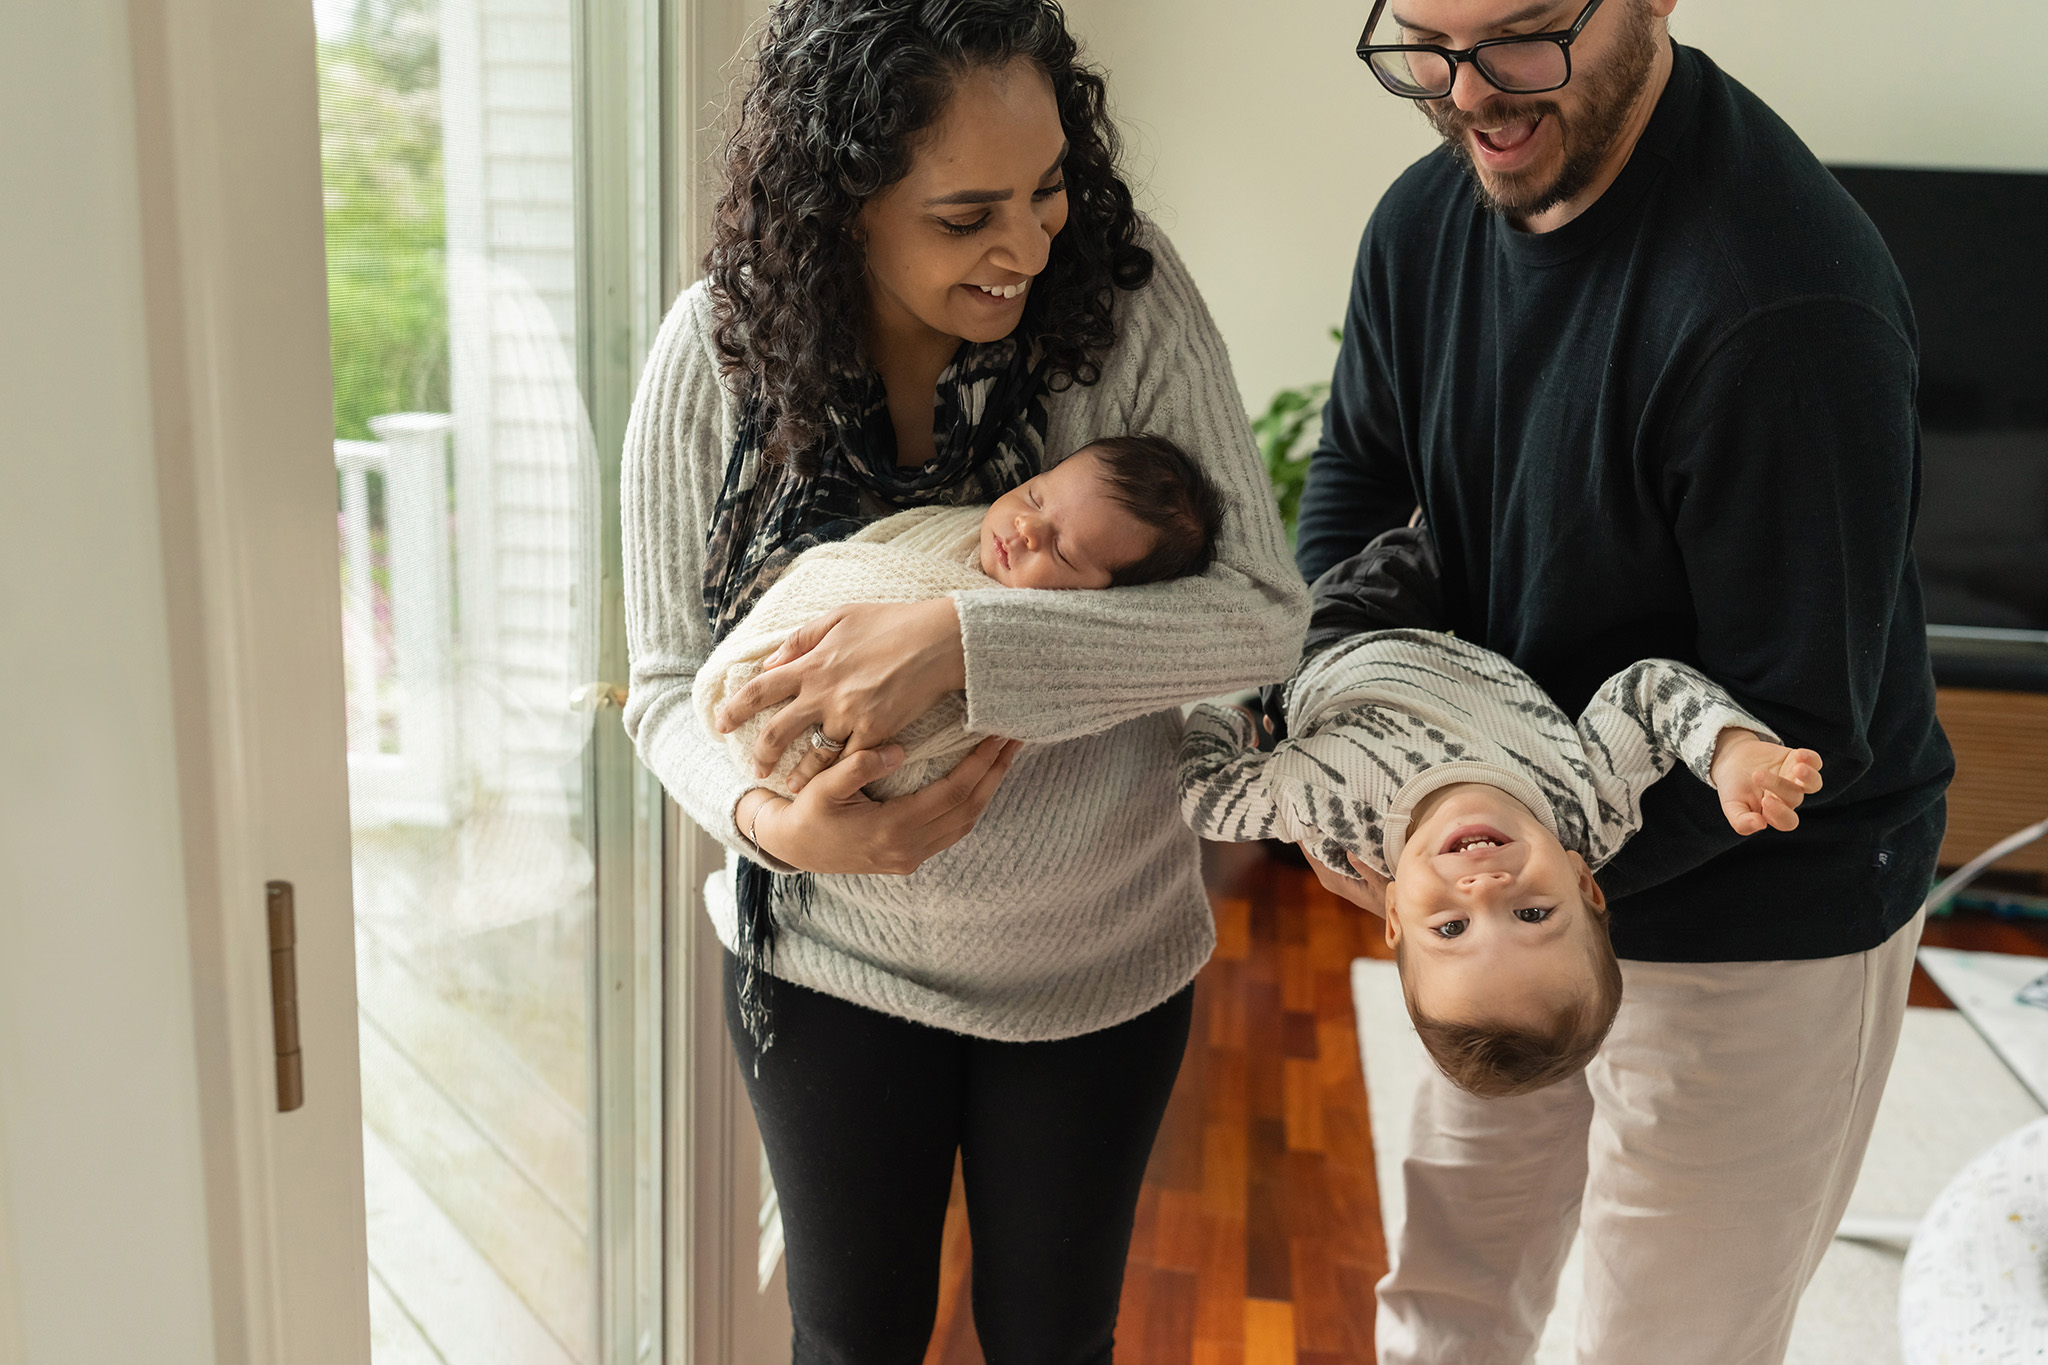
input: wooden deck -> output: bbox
[353,821,598,1365]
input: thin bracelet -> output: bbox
[747,793,783,852]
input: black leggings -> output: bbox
[725,953,1194,1365]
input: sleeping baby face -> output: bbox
[979,446,1157,589]
[1384,781,1607,1032]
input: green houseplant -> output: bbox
[1251,326,1341,542]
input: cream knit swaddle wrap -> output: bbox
[693,504,993,800]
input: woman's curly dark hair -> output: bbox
[706,0,1155,470]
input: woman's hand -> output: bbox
[714,597,968,789]
[743,736,1023,875]
[1301,845,1390,918]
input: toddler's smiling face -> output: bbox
[1386,781,1606,1031]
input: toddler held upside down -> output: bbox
[1178,527,1822,1098]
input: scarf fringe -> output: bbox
[733,857,812,1070]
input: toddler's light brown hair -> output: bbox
[1398,891,1625,1098]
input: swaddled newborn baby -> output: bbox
[696,434,1223,799]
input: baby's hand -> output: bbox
[1710,729,1823,835]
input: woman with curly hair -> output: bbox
[621,0,1306,1355]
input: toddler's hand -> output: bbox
[1710,729,1823,835]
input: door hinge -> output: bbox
[266,880,304,1112]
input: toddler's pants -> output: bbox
[724,951,1194,1365]
[1376,909,1924,1365]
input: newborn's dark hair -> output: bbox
[706,0,1155,472]
[1086,434,1225,586]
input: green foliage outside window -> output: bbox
[320,0,448,442]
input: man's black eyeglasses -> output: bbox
[1355,0,1606,100]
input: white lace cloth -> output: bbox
[1900,1115,2048,1362]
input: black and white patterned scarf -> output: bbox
[704,335,1049,1054]
[704,335,1049,641]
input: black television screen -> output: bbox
[1828,166,2048,664]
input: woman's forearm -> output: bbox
[955,568,1307,743]
[746,737,1022,876]
[902,596,967,695]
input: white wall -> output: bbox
[1062,0,2048,415]
[1674,0,2048,173]
[1061,0,1436,415]
[0,3,220,1363]
[0,1138,17,1365]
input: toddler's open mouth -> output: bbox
[1440,824,1513,856]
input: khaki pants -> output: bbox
[1376,911,1924,1365]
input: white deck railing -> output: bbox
[337,412,460,828]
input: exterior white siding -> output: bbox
[437,0,593,825]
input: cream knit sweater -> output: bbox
[1180,629,1777,879]
[622,225,1309,1042]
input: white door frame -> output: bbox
[666,815,792,1365]
[118,0,783,1359]
[659,0,795,1359]
[129,0,373,1359]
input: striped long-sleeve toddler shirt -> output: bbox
[1179,629,1775,881]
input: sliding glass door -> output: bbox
[316,1,664,1359]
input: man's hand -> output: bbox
[1300,844,1389,917]
[1710,728,1824,835]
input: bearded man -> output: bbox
[1295,2,1954,1361]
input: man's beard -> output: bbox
[1422,0,1660,220]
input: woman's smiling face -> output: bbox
[858,58,1071,351]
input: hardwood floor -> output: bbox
[1914,894,2048,1006]
[922,841,1392,1365]
[919,844,2048,1364]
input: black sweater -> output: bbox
[1296,43,1953,963]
